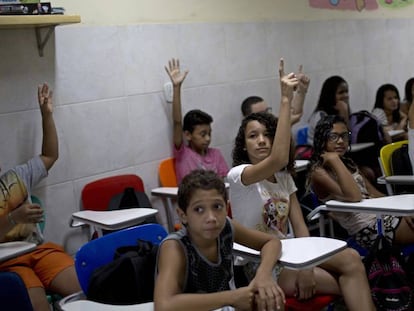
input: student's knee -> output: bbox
[340,248,364,273]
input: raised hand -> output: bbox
[38,83,53,115]
[279,58,298,102]
[296,65,310,94]
[165,58,189,86]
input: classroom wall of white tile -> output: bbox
[1,18,413,254]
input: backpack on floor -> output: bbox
[364,235,413,311]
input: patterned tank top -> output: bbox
[163,218,234,293]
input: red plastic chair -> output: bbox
[81,174,145,212]
[285,295,337,311]
[75,174,147,238]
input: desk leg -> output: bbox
[319,214,326,237]
[161,197,176,232]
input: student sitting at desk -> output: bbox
[372,83,408,142]
[308,114,414,250]
[154,170,285,311]
[164,58,228,184]
[227,60,375,310]
[0,84,81,311]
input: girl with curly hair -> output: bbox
[308,114,414,250]
[227,60,375,311]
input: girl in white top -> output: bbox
[228,60,375,311]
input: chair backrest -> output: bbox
[159,158,177,187]
[75,223,168,295]
[296,126,309,145]
[82,174,145,211]
[380,140,409,177]
[0,272,34,311]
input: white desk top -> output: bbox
[72,208,158,231]
[350,142,375,152]
[0,241,37,262]
[326,194,414,216]
[233,236,347,270]
[294,159,310,173]
[388,129,405,137]
[61,300,153,311]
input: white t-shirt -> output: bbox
[227,164,297,238]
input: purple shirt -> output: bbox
[173,144,229,184]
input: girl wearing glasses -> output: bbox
[308,114,414,250]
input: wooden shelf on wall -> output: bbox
[0,15,81,56]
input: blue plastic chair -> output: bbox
[74,223,167,295]
[0,272,33,311]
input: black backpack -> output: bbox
[390,144,414,194]
[364,235,414,311]
[349,110,385,168]
[108,187,158,224]
[87,239,159,304]
[391,144,413,176]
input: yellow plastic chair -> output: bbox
[158,157,177,187]
[379,140,409,195]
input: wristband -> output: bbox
[7,212,17,226]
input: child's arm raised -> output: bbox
[232,219,285,310]
[290,65,310,125]
[154,239,255,311]
[241,58,298,185]
[165,58,189,149]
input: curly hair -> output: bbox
[231,112,295,175]
[313,76,348,115]
[177,169,227,212]
[307,115,357,190]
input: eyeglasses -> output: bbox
[264,107,272,113]
[327,131,351,143]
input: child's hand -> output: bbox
[250,275,285,311]
[165,58,189,87]
[38,83,53,115]
[294,269,316,300]
[9,203,44,225]
[296,65,310,95]
[232,285,255,311]
[321,152,341,166]
[279,58,298,102]
[334,100,349,117]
